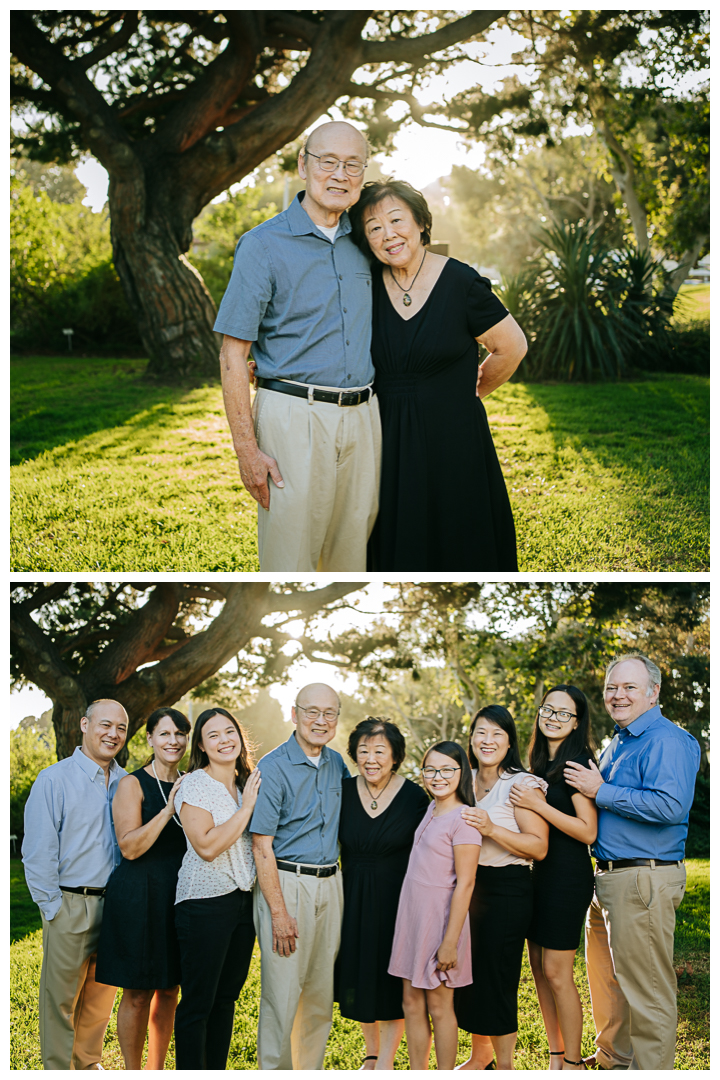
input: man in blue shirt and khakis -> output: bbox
[565,653,700,1071]
[22,699,129,1070]
[250,683,350,1069]
[215,120,380,571]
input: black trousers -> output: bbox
[174,889,255,1069]
[454,864,534,1037]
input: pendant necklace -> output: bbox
[151,759,184,828]
[364,774,393,810]
[389,248,427,306]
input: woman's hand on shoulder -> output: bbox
[165,775,184,817]
[508,780,546,813]
[460,806,494,837]
[241,768,261,813]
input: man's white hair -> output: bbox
[605,653,662,696]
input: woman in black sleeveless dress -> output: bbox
[95,708,190,1070]
[335,718,428,1070]
[349,180,527,572]
[508,686,597,1071]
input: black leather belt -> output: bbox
[256,377,372,407]
[276,859,338,877]
[61,886,107,896]
[596,859,683,871]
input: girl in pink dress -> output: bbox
[388,741,481,1070]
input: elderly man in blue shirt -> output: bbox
[565,653,700,1071]
[250,683,350,1069]
[22,699,128,1070]
[216,120,380,571]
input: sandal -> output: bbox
[564,1059,587,1069]
[360,1057,378,1068]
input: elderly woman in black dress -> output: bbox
[335,718,428,1069]
[349,180,527,572]
[96,707,190,1070]
[508,686,597,1070]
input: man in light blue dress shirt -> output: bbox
[22,699,128,1070]
[250,683,350,1069]
[216,121,381,571]
[565,654,700,1071]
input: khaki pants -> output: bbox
[254,869,343,1070]
[585,863,686,1070]
[39,891,117,1070]
[253,387,381,571]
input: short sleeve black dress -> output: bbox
[95,767,187,989]
[368,258,517,571]
[527,756,595,951]
[335,776,429,1022]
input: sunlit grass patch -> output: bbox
[11,359,708,571]
[10,858,709,1069]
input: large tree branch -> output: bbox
[154,11,262,154]
[76,11,140,71]
[18,582,72,614]
[85,584,183,687]
[361,11,508,64]
[10,602,85,711]
[265,583,367,616]
[10,12,140,177]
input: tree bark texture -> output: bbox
[10,10,504,382]
[11,582,365,762]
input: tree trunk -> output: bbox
[52,698,89,761]
[662,234,708,303]
[109,183,220,380]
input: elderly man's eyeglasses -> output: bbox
[305,150,366,177]
[538,705,577,723]
[296,704,339,722]
[421,766,462,780]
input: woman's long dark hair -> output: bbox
[527,685,597,784]
[143,707,190,766]
[422,741,475,807]
[468,705,526,776]
[188,707,254,791]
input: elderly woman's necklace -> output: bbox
[389,248,427,306]
[364,774,393,810]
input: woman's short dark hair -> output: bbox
[349,179,433,258]
[421,740,475,807]
[467,705,526,776]
[144,707,191,765]
[527,684,598,784]
[347,717,405,771]
[188,707,254,791]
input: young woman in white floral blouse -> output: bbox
[173,707,261,1069]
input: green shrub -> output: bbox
[499,224,679,382]
[10,178,141,354]
[10,726,56,840]
[686,773,710,857]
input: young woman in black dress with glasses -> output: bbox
[508,686,597,1071]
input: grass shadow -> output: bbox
[11,356,214,464]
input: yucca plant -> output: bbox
[529,221,650,380]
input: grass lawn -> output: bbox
[10,356,709,571]
[10,857,709,1069]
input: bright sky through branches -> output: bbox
[75,23,530,209]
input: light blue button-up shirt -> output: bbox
[22,747,127,920]
[214,192,374,388]
[250,732,351,864]
[592,705,700,862]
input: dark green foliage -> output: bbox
[500,222,682,381]
[686,775,710,858]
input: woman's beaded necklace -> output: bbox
[389,248,427,306]
[151,759,183,829]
